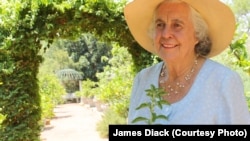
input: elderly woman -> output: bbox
[124,0,250,124]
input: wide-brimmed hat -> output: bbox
[124,0,236,57]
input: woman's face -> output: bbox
[153,1,198,61]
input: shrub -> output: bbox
[39,74,65,122]
[96,108,127,138]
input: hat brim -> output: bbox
[124,0,236,57]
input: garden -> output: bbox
[0,0,250,140]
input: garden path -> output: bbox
[40,103,108,141]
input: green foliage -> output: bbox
[95,45,134,118]
[64,33,112,81]
[0,111,5,128]
[132,84,169,124]
[230,31,250,108]
[39,40,75,73]
[0,2,43,140]
[230,33,250,74]
[76,79,97,98]
[39,74,65,121]
[90,45,134,138]
[96,107,127,138]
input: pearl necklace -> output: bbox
[159,58,198,96]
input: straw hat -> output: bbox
[124,0,236,57]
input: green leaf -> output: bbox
[157,100,169,109]
[135,102,150,110]
[131,117,148,123]
[156,115,168,121]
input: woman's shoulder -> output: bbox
[202,59,242,81]
[204,59,236,73]
[138,61,163,75]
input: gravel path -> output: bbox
[40,103,108,141]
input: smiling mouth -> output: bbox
[161,43,178,48]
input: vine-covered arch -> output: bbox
[0,0,154,140]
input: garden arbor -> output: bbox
[56,68,83,81]
[56,68,83,94]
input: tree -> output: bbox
[39,40,76,74]
[64,33,113,81]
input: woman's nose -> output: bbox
[161,27,173,39]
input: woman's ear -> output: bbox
[194,36,199,45]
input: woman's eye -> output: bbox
[156,22,164,29]
[173,23,182,30]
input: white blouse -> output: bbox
[127,59,250,124]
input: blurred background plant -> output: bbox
[38,74,66,126]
